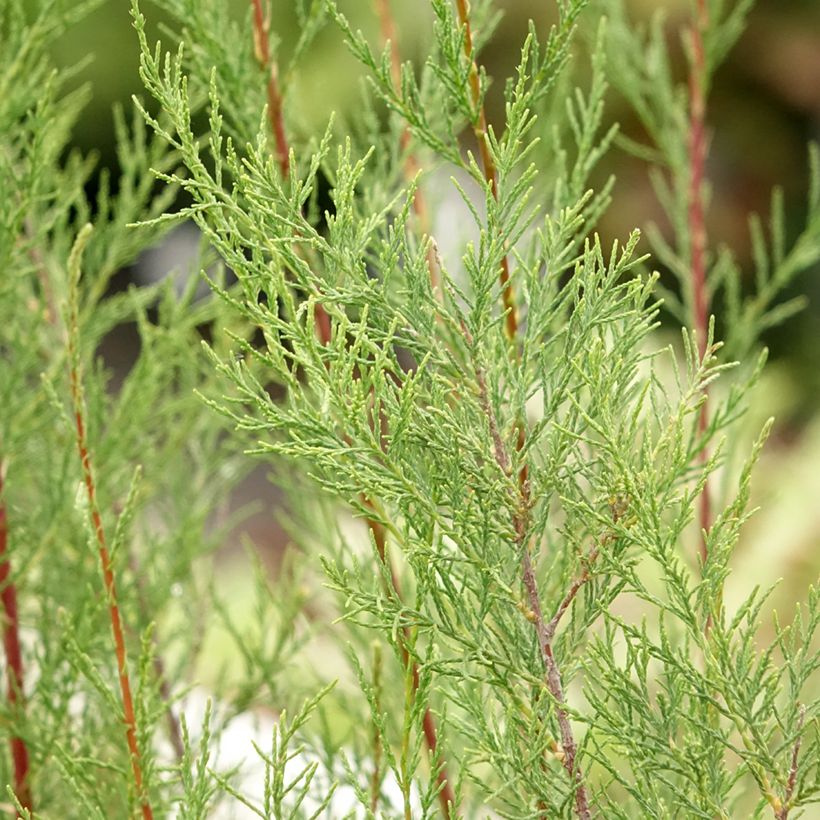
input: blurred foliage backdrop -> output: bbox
[48,0,820,637]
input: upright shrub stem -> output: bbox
[249,0,332,343]
[0,466,33,816]
[453,0,590,813]
[774,704,806,820]
[688,0,711,566]
[368,514,455,815]
[466,326,591,819]
[250,4,455,813]
[250,0,289,179]
[66,226,153,820]
[374,0,440,293]
[454,0,519,342]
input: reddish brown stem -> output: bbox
[369,515,457,817]
[520,549,591,819]
[453,0,518,342]
[0,469,33,817]
[368,7,455,811]
[250,0,331,342]
[68,395,153,820]
[374,0,440,294]
[454,0,591,809]
[251,0,289,178]
[543,550,599,647]
[466,326,590,818]
[128,553,184,762]
[67,230,153,820]
[374,0,402,93]
[249,4,454,812]
[688,0,711,569]
[776,704,806,820]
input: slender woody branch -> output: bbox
[687,0,712,568]
[66,225,154,820]
[453,0,590,812]
[250,5,455,813]
[0,465,33,817]
[250,0,332,343]
[773,704,806,820]
[465,322,591,819]
[369,7,455,808]
[250,0,289,179]
[450,0,528,491]
[374,0,440,294]
[453,0,519,342]
[368,512,457,816]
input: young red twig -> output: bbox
[465,324,590,819]
[519,553,591,820]
[542,497,627,648]
[66,226,153,820]
[249,0,332,343]
[127,552,184,762]
[453,0,518,342]
[364,4,457,794]
[450,0,526,490]
[373,0,440,295]
[249,5,455,813]
[368,514,457,817]
[0,466,33,816]
[775,704,806,820]
[453,0,590,786]
[250,0,289,178]
[542,549,599,647]
[687,0,711,569]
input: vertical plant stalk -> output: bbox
[452,0,589,812]
[369,641,383,815]
[450,0,526,495]
[250,0,289,179]
[369,4,455,799]
[468,336,591,819]
[772,704,805,820]
[127,552,185,762]
[775,704,806,820]
[688,0,711,567]
[0,466,33,816]
[250,0,332,344]
[249,3,456,815]
[373,0,440,294]
[454,0,519,342]
[66,226,154,820]
[369,515,456,816]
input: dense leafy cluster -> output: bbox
[1,0,819,817]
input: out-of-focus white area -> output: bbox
[174,688,415,819]
[133,223,213,300]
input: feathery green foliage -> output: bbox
[1,0,819,817]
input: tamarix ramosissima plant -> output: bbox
[1,0,820,816]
